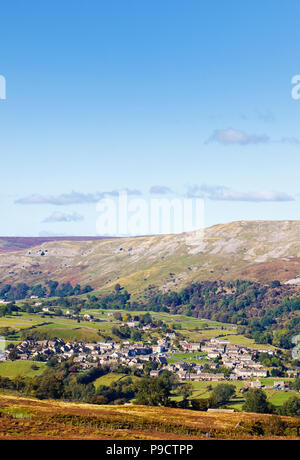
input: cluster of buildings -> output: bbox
[243,379,293,391]
[202,338,270,379]
[5,338,170,371]
[4,336,276,382]
[167,338,270,381]
[37,308,95,322]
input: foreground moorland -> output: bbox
[0,393,299,440]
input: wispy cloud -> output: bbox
[15,185,294,207]
[207,127,299,146]
[207,128,270,145]
[279,136,300,145]
[16,192,101,205]
[15,189,142,205]
[149,185,174,195]
[186,184,294,202]
[42,211,84,223]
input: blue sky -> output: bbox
[1,0,300,235]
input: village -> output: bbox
[5,334,298,390]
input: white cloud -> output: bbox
[42,212,84,223]
[186,184,294,202]
[149,185,174,195]
[15,189,142,205]
[207,128,270,145]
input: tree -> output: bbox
[30,375,64,400]
[292,378,300,392]
[272,329,292,349]
[178,382,193,408]
[46,280,58,295]
[242,389,274,414]
[46,357,59,368]
[114,283,121,293]
[13,375,25,391]
[135,377,172,407]
[31,284,46,298]
[82,285,92,294]
[8,349,19,361]
[130,330,142,341]
[210,384,235,407]
[141,313,152,325]
[190,398,209,411]
[280,396,300,417]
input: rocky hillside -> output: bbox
[2,220,300,294]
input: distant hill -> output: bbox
[2,220,300,293]
[0,236,112,253]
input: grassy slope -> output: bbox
[0,393,299,440]
[0,361,46,379]
[0,311,124,342]
[2,220,300,294]
[0,309,272,348]
[93,373,128,388]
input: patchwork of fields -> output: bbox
[0,308,275,349]
[0,357,297,412]
[0,308,297,417]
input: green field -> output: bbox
[0,311,122,342]
[175,378,299,410]
[93,372,128,388]
[0,360,46,379]
[95,309,244,344]
[167,351,207,364]
[93,372,141,389]
[108,310,274,348]
[0,308,279,350]
[266,389,299,406]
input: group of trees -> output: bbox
[0,356,230,410]
[135,372,176,407]
[0,360,132,404]
[61,280,300,351]
[112,325,142,341]
[0,280,92,302]
[11,278,294,353]
[138,280,300,349]
[0,360,299,417]
[242,388,300,417]
[0,303,18,317]
[85,280,298,351]
[84,286,131,310]
[136,376,300,417]
[111,312,169,341]
[134,378,300,417]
